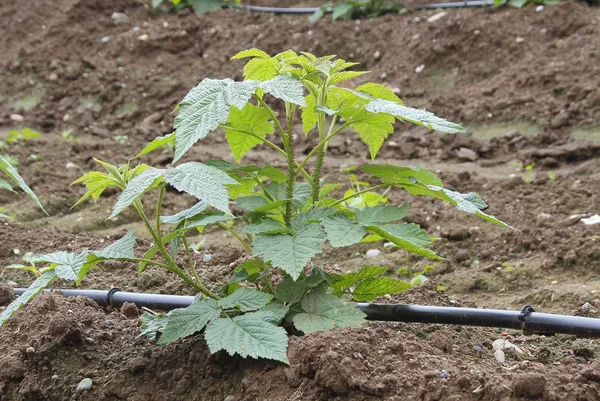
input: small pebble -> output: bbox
[25,347,35,355]
[365,249,381,258]
[427,12,447,23]
[373,50,381,61]
[224,396,237,401]
[13,249,20,255]
[415,64,425,74]
[494,349,506,363]
[65,162,78,169]
[100,36,111,44]
[473,345,483,354]
[516,37,525,43]
[111,12,130,25]
[51,375,59,380]
[85,337,95,344]
[203,254,212,263]
[162,21,169,28]
[536,5,544,12]
[10,114,24,122]
[380,72,387,80]
[137,34,149,41]
[440,369,449,379]
[132,26,141,32]
[76,378,93,392]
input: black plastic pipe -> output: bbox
[237,1,497,13]
[14,288,600,337]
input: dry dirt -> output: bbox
[1,0,600,400]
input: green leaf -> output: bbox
[184,213,234,230]
[140,313,168,340]
[266,181,312,209]
[308,7,324,22]
[139,232,179,273]
[109,167,164,219]
[329,71,369,85]
[352,277,411,302]
[236,196,268,212]
[0,178,13,192]
[239,219,287,235]
[174,78,258,162]
[362,164,443,187]
[71,171,119,208]
[189,0,222,13]
[92,231,137,260]
[259,302,290,323]
[364,99,466,134]
[205,311,289,363]
[355,83,404,105]
[301,94,318,135]
[292,287,366,333]
[319,183,343,198]
[321,214,366,248]
[160,201,209,225]
[231,48,271,60]
[252,218,325,280]
[158,298,221,344]
[367,223,443,260]
[163,162,239,214]
[330,265,387,297]
[135,133,175,158]
[340,109,395,159]
[0,155,47,215]
[30,251,88,281]
[259,76,306,107]
[0,271,57,327]
[257,165,287,183]
[356,204,411,226]
[332,2,353,19]
[242,57,279,81]
[218,288,274,312]
[224,104,274,162]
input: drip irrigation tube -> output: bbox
[13,288,600,337]
[235,1,497,14]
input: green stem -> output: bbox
[216,222,252,253]
[283,103,297,225]
[295,120,350,178]
[86,257,170,270]
[255,95,287,138]
[182,236,202,285]
[156,184,165,236]
[328,183,392,208]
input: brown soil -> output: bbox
[2,0,600,400]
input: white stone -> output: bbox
[137,34,149,41]
[494,349,505,363]
[10,114,24,122]
[365,249,381,258]
[203,254,212,263]
[427,12,447,23]
[415,64,425,74]
[66,162,78,169]
[516,37,525,43]
[536,5,544,12]
[373,50,381,60]
[582,214,600,225]
[100,36,111,44]
[111,12,130,25]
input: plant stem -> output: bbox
[296,120,347,178]
[216,222,252,253]
[182,236,202,285]
[328,183,392,208]
[283,103,297,225]
[156,184,165,236]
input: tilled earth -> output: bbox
[1,0,600,400]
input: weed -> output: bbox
[0,154,47,219]
[114,135,129,145]
[1,49,510,364]
[59,129,76,142]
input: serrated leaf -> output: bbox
[0,271,57,327]
[322,214,366,248]
[259,76,306,107]
[30,251,88,281]
[356,204,411,226]
[218,288,273,312]
[71,171,119,208]
[319,183,343,198]
[252,218,325,280]
[242,57,279,81]
[184,213,234,230]
[231,48,271,60]
[140,313,168,340]
[301,94,318,135]
[340,108,395,159]
[224,104,274,162]
[362,164,443,187]
[160,201,209,225]
[293,287,366,333]
[258,165,287,183]
[367,223,443,260]
[266,181,311,209]
[158,298,221,344]
[329,71,369,85]
[352,277,411,302]
[135,133,175,158]
[239,219,287,235]
[303,207,337,222]
[163,162,239,214]
[236,196,268,212]
[0,155,47,215]
[205,311,289,363]
[365,99,466,134]
[174,78,258,162]
[259,302,290,323]
[109,167,164,219]
[93,231,137,260]
[355,83,404,105]
[330,265,387,297]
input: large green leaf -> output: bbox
[259,75,306,107]
[160,202,209,225]
[205,311,289,363]
[217,288,273,312]
[301,94,318,135]
[239,219,287,235]
[30,251,88,281]
[0,271,57,327]
[92,231,137,260]
[224,104,274,162]
[367,223,443,260]
[158,298,221,344]
[352,277,411,302]
[0,155,47,215]
[321,214,366,248]
[292,287,366,333]
[252,217,325,280]
[362,164,443,187]
[339,108,395,159]
[241,57,279,81]
[355,83,404,105]
[109,167,164,219]
[330,265,387,297]
[173,78,258,162]
[364,99,466,134]
[163,162,239,214]
[356,204,411,226]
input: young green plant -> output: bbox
[1,49,510,364]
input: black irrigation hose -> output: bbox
[235,1,497,13]
[13,288,600,337]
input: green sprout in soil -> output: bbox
[0,49,511,364]
[0,154,47,219]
